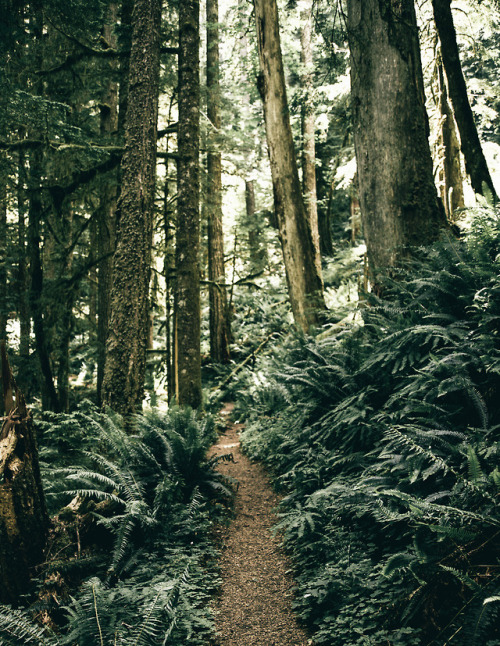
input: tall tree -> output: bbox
[97,2,121,406]
[101,0,162,416]
[432,0,498,201]
[347,0,447,277]
[254,0,326,332]
[16,149,30,368]
[206,0,230,364]
[175,0,202,407]
[26,0,60,411]
[299,0,320,258]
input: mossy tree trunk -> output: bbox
[254,0,326,333]
[175,0,202,408]
[0,342,49,605]
[97,3,120,407]
[347,0,447,278]
[207,0,231,364]
[435,57,464,219]
[432,0,498,201]
[101,0,162,417]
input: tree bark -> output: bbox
[17,148,30,366]
[101,0,162,417]
[254,0,326,332]
[97,4,120,406]
[27,149,60,412]
[347,0,447,277]
[0,342,49,605]
[117,0,134,136]
[245,179,266,271]
[175,0,202,408]
[436,58,464,219]
[163,167,176,402]
[432,0,498,201]
[207,0,231,364]
[299,0,320,258]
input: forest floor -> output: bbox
[209,403,310,646]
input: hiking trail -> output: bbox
[210,403,310,646]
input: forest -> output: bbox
[0,0,499,644]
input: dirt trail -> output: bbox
[210,404,310,646]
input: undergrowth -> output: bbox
[0,406,233,645]
[237,208,500,645]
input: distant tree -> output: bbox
[254,0,326,332]
[347,0,447,278]
[434,53,465,219]
[16,150,30,369]
[432,0,498,201]
[175,0,202,407]
[102,0,163,416]
[207,0,231,364]
[299,0,320,257]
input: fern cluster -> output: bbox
[0,406,232,645]
[238,208,500,645]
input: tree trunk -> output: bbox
[163,167,176,402]
[0,342,49,605]
[299,0,320,258]
[436,58,464,219]
[254,0,326,332]
[117,0,134,136]
[347,0,447,277]
[26,1,59,412]
[28,149,60,412]
[432,0,498,201]
[245,179,266,272]
[97,4,120,407]
[101,0,162,417]
[88,216,98,340]
[207,0,230,364]
[318,160,334,256]
[0,169,7,343]
[175,0,202,408]
[17,148,30,366]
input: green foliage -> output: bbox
[0,605,58,645]
[0,405,231,646]
[238,208,500,645]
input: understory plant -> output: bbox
[238,208,500,645]
[0,406,233,646]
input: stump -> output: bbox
[0,341,49,604]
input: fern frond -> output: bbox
[467,445,486,485]
[0,605,59,645]
[382,552,417,577]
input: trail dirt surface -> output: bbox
[210,404,310,646]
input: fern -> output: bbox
[0,605,59,645]
[237,207,500,645]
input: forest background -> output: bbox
[0,0,500,644]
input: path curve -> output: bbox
[210,404,310,646]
